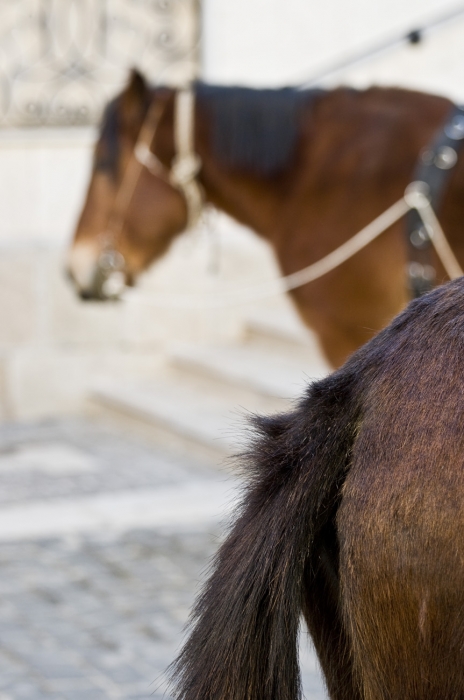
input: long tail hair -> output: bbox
[169,367,364,700]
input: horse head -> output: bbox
[67,70,191,300]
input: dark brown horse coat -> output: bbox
[69,73,464,366]
[170,277,464,700]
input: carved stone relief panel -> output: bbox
[0,0,200,126]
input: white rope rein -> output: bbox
[124,182,463,310]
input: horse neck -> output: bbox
[154,89,296,243]
[196,146,291,242]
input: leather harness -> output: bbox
[406,104,464,297]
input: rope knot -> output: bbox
[170,153,202,186]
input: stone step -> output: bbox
[243,307,331,370]
[89,304,331,466]
[170,341,328,400]
[0,479,240,541]
[90,376,259,464]
[244,306,316,347]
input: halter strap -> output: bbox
[92,88,203,300]
[108,96,169,242]
[170,88,203,228]
[133,88,203,229]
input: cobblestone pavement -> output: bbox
[0,419,326,700]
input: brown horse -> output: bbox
[68,70,464,367]
[169,276,464,700]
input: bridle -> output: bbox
[91,87,203,300]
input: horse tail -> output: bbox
[169,367,363,700]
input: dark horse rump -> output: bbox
[170,277,464,700]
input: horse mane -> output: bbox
[195,84,324,176]
[96,83,324,178]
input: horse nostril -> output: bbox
[79,290,96,301]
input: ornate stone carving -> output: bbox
[0,0,200,126]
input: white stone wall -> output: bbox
[0,129,93,243]
[202,0,464,100]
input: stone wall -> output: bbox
[202,0,464,99]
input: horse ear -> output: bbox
[119,68,149,131]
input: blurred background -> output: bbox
[2,0,464,423]
[0,1,463,698]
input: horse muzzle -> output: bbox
[67,244,128,301]
[87,249,127,301]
